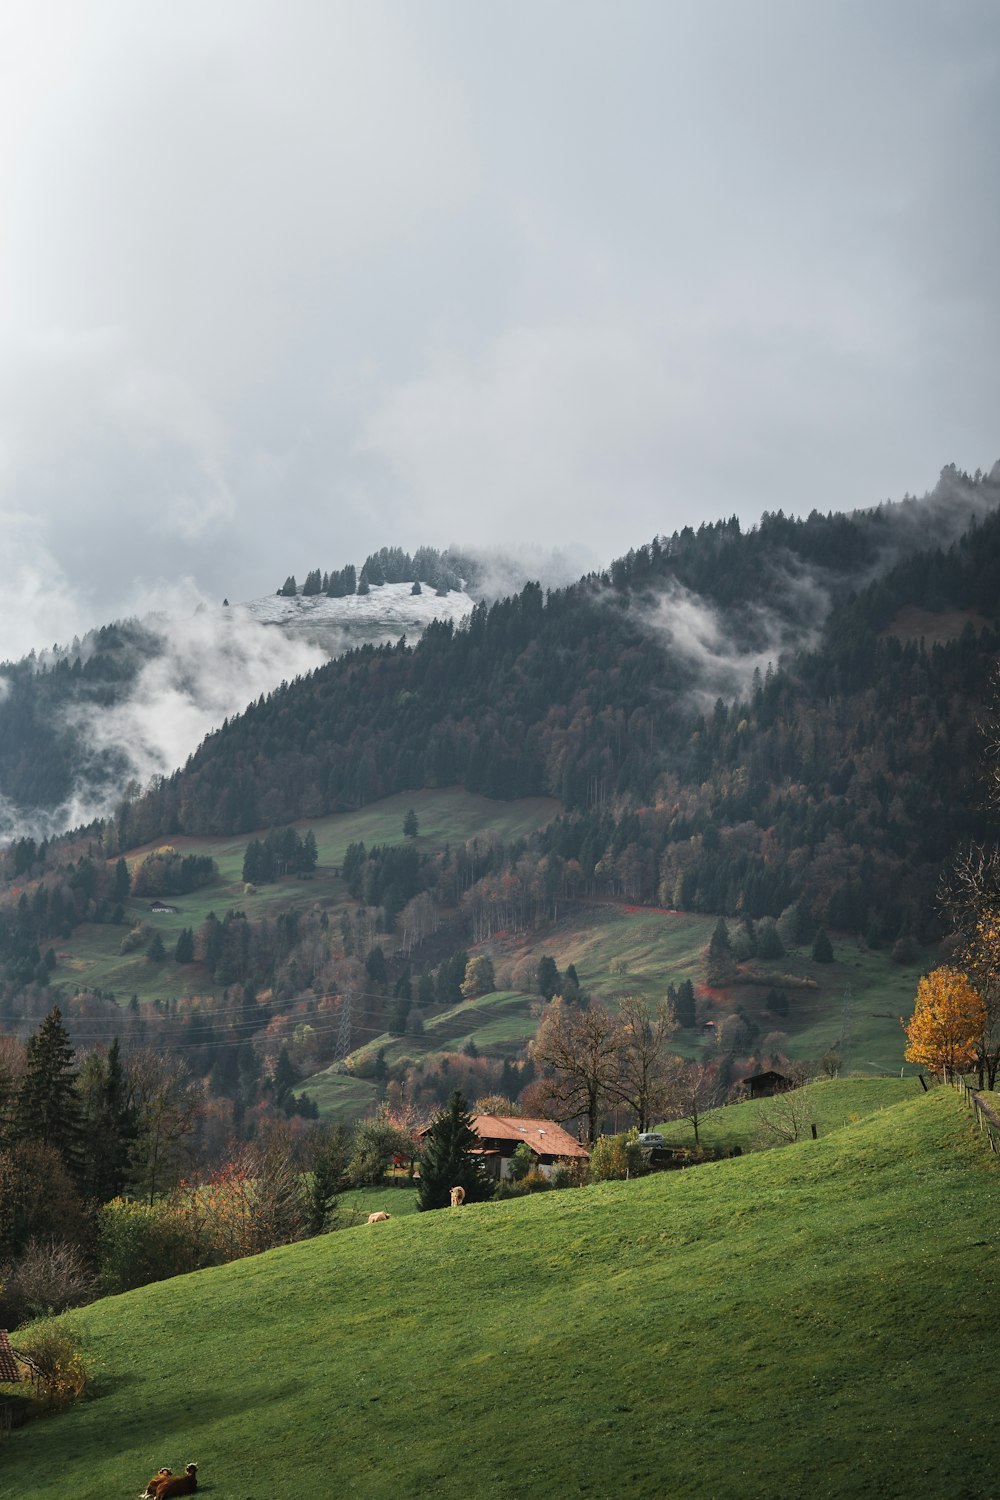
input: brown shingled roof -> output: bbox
[473,1116,590,1159]
[0,1330,22,1383]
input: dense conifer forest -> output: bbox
[114,467,1000,943]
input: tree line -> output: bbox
[277,544,474,600]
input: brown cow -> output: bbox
[142,1468,172,1498]
[154,1463,198,1497]
[367,1211,391,1224]
[450,1185,466,1208]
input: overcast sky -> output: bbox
[0,0,997,660]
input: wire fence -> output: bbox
[941,1068,1000,1153]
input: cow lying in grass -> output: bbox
[142,1469,172,1497]
[367,1211,391,1223]
[143,1463,198,1496]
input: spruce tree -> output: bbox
[811,928,834,963]
[79,1038,137,1202]
[706,918,734,986]
[674,978,697,1027]
[417,1090,493,1210]
[15,1006,84,1179]
[537,954,560,1000]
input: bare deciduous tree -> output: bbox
[529,998,621,1143]
[125,1048,204,1204]
[612,996,678,1132]
[664,1060,720,1146]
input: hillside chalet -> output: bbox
[472,1115,590,1180]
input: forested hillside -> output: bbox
[0,544,479,834]
[119,466,1000,942]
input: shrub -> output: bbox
[13,1321,92,1410]
[118,923,153,955]
[506,1142,535,1182]
[177,1143,312,1261]
[520,1169,553,1193]
[493,1178,528,1200]
[98,1198,211,1294]
[0,1239,98,1328]
[589,1130,642,1182]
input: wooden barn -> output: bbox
[744,1070,793,1099]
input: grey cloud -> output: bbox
[0,1,995,664]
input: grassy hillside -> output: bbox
[485,901,928,1073]
[6,1085,1000,1498]
[654,1075,925,1151]
[334,902,930,1089]
[50,788,559,1003]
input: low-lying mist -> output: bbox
[0,607,328,845]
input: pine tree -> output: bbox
[537,954,560,1000]
[417,1090,493,1210]
[705,918,734,986]
[298,830,318,875]
[174,927,195,963]
[15,1006,84,1179]
[79,1038,137,1202]
[113,857,131,903]
[674,979,696,1027]
[365,945,388,988]
[403,807,419,838]
[811,928,834,963]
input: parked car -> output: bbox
[638,1132,666,1147]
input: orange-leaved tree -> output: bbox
[902,966,988,1076]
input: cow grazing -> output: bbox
[450,1185,466,1208]
[153,1463,198,1497]
[367,1211,391,1224]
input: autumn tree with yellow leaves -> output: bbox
[902,966,988,1076]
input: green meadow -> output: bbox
[313,900,929,1101]
[483,902,930,1074]
[5,1085,999,1498]
[653,1075,925,1151]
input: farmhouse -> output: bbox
[472,1115,590,1180]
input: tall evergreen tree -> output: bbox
[417,1090,493,1210]
[174,927,195,963]
[113,857,131,903]
[706,918,735,986]
[298,830,318,875]
[15,1006,84,1179]
[811,928,834,963]
[537,955,561,1000]
[79,1038,137,1202]
[673,978,697,1027]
